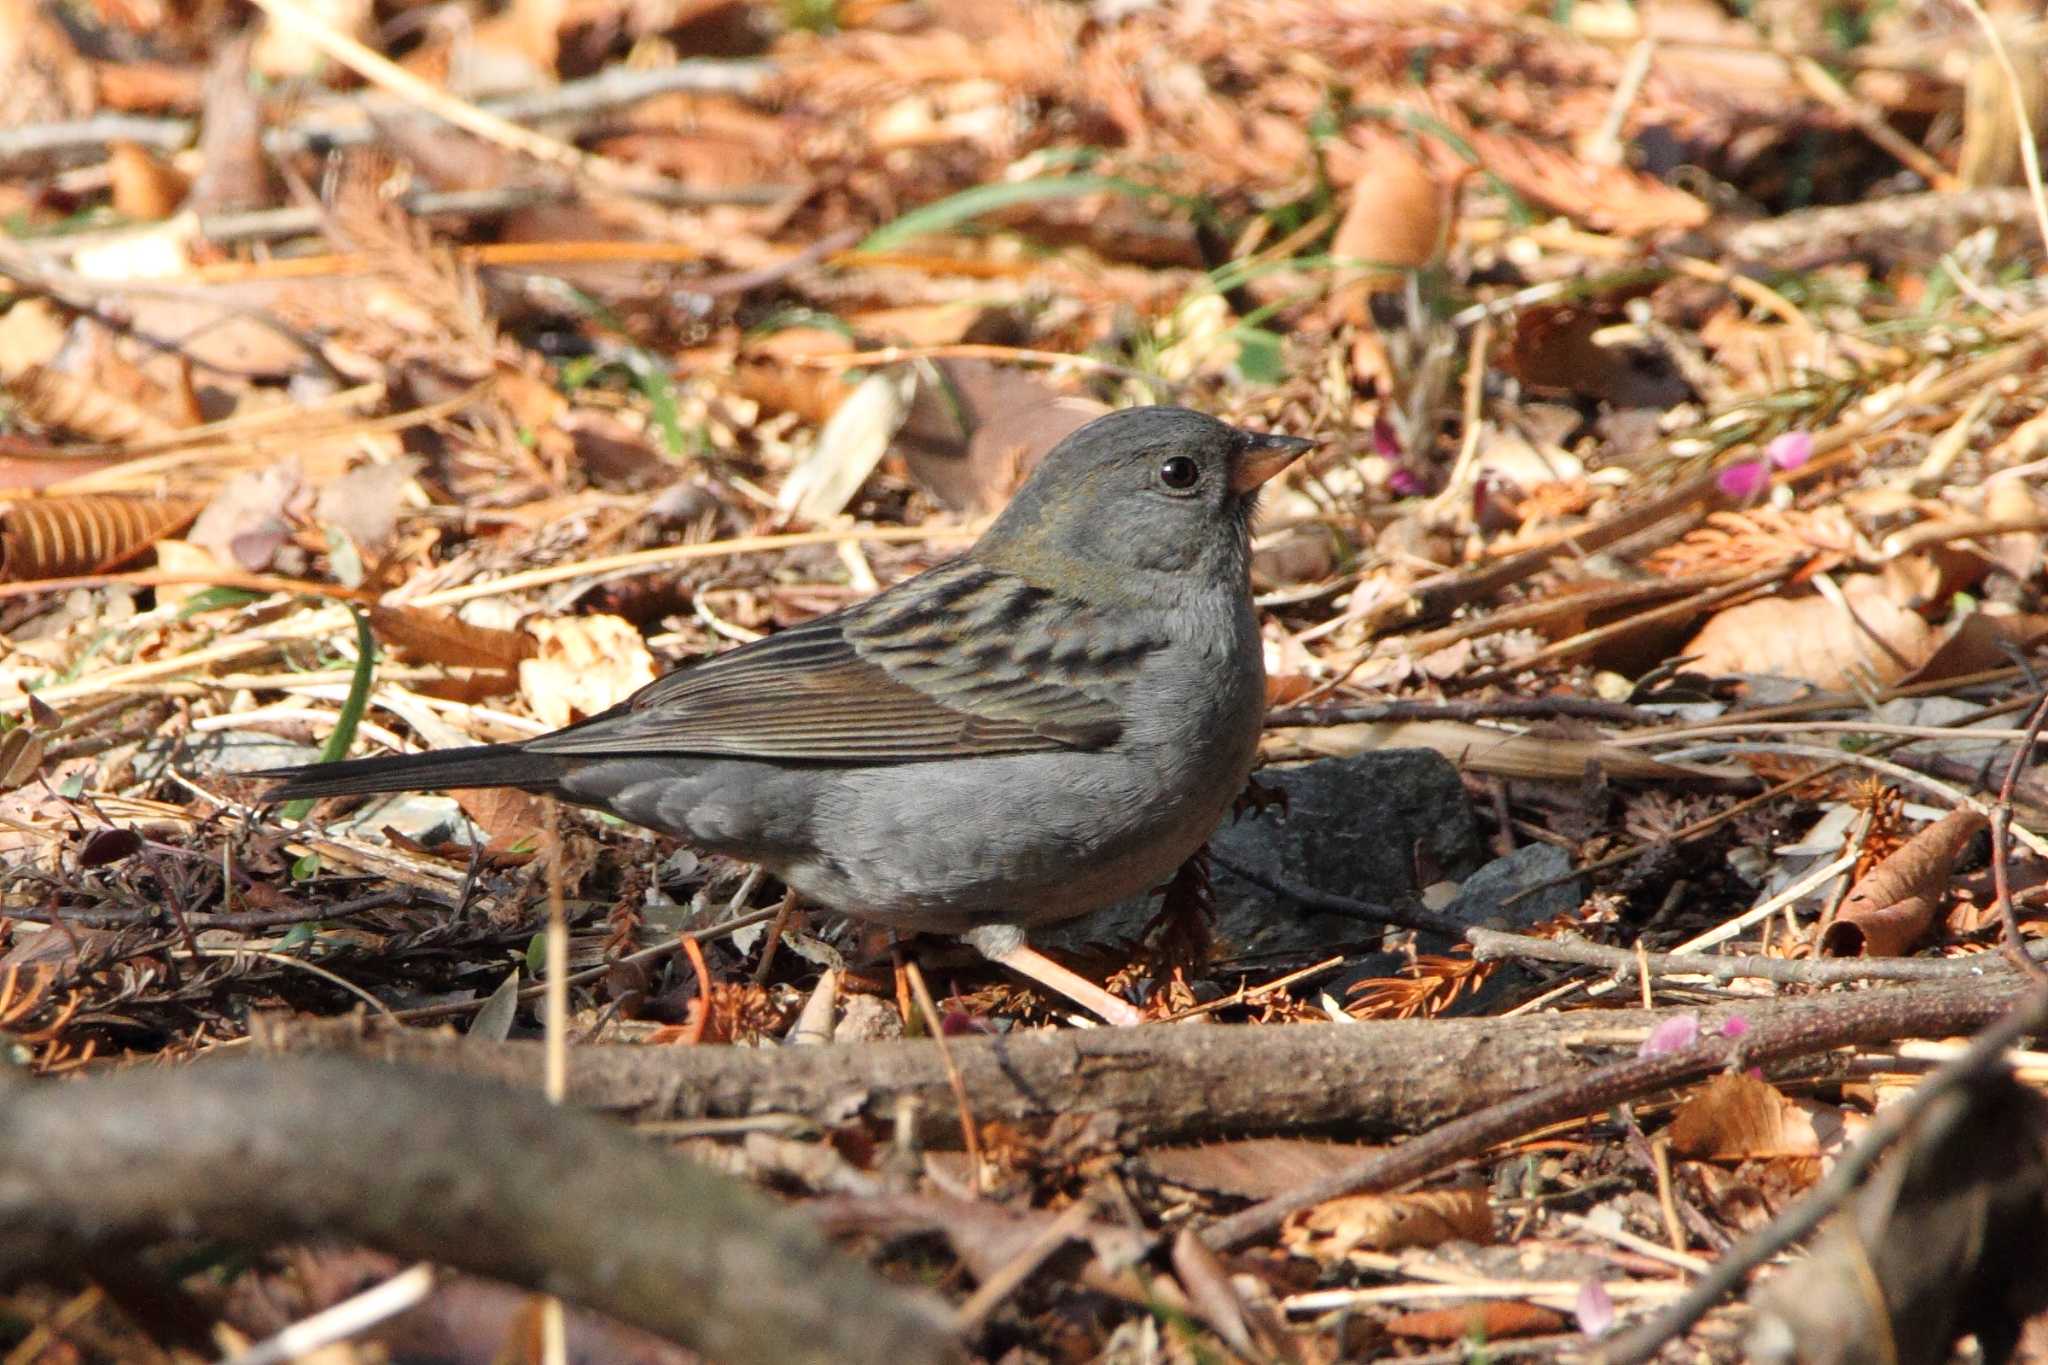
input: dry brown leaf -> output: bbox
[1667,1072,1842,1160]
[1386,1301,1571,1343]
[519,615,657,729]
[0,722,47,793]
[1821,807,1987,958]
[314,457,422,557]
[1880,547,1985,613]
[0,495,203,582]
[1281,1186,1492,1262]
[1328,131,1446,322]
[1454,125,1710,236]
[1903,610,2048,688]
[1982,477,2048,582]
[1682,574,1936,689]
[451,787,548,863]
[897,361,1106,514]
[1140,1139,1386,1200]
[106,140,190,221]
[189,466,301,572]
[369,605,536,674]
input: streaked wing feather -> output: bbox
[526,561,1153,762]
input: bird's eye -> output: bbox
[1158,455,1200,490]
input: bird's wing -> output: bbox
[525,560,1160,762]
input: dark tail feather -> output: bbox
[259,743,568,801]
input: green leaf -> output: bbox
[525,932,548,978]
[174,587,266,620]
[858,174,1186,253]
[290,851,322,881]
[1231,327,1285,384]
[470,968,523,1042]
[280,607,377,823]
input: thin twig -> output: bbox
[1991,690,2048,981]
[1266,697,1652,727]
[1209,852,1473,936]
[1469,927,2046,986]
[904,962,984,1193]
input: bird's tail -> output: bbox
[259,743,569,801]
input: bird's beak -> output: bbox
[1229,431,1316,494]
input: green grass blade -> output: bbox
[281,606,377,822]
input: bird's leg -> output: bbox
[960,924,1143,1027]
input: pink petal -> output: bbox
[1719,1014,1751,1039]
[1766,431,1813,470]
[1386,467,1428,497]
[1372,413,1402,458]
[1638,1013,1701,1058]
[1716,459,1768,500]
[1576,1279,1616,1338]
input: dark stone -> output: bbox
[1431,843,1585,1015]
[1047,749,1483,958]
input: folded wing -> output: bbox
[525,561,1160,763]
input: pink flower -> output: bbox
[1386,466,1429,497]
[1372,413,1403,458]
[1638,1013,1701,1058]
[1716,460,1768,500]
[1576,1279,1616,1338]
[1766,431,1813,470]
[1720,1014,1751,1039]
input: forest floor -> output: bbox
[7,0,2048,1361]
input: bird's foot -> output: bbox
[960,925,1143,1027]
[1233,773,1288,821]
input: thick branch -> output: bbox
[259,985,2026,1146]
[0,1057,956,1365]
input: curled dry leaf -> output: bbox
[1328,131,1446,323]
[3,364,183,445]
[519,614,657,729]
[0,724,46,793]
[1666,1072,1844,1161]
[1281,1186,1492,1263]
[1387,1301,1571,1343]
[1821,807,1987,958]
[0,494,204,582]
[1139,1138,1385,1200]
[106,140,191,220]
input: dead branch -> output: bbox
[258,986,2024,1150]
[1198,980,2030,1251]
[1469,927,2045,985]
[0,1056,958,1365]
[0,61,773,166]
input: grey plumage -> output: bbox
[260,406,1313,1015]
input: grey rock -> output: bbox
[1432,842,1584,1015]
[1430,842,1581,943]
[1043,748,1483,958]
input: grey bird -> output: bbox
[262,406,1314,1024]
